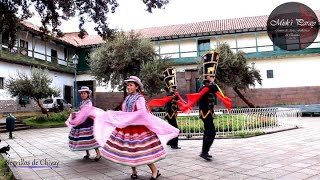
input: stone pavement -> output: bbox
[1,118,320,180]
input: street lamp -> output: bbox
[72,54,79,110]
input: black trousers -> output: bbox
[200,111,216,155]
[166,116,179,147]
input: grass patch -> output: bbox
[0,156,13,180]
[176,114,277,133]
[22,110,72,128]
[233,131,265,138]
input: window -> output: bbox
[0,77,4,89]
[51,49,58,64]
[19,40,29,55]
[85,49,91,65]
[64,48,68,61]
[43,99,53,104]
[18,96,30,107]
[198,39,211,55]
[267,70,274,79]
[20,40,28,49]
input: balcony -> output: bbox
[161,42,320,65]
[0,45,74,73]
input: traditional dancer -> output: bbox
[180,51,231,161]
[162,67,182,149]
[97,76,176,180]
[198,51,220,161]
[67,86,101,161]
[66,78,179,179]
[198,75,218,161]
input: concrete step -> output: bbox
[0,120,29,133]
[0,126,29,133]
[0,124,27,128]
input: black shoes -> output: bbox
[171,146,181,149]
[131,174,138,179]
[149,170,161,180]
[84,154,101,161]
[200,153,212,161]
[94,155,101,161]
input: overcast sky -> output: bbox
[28,0,320,34]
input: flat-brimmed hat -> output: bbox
[78,86,92,95]
[124,76,143,89]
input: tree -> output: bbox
[89,31,170,108]
[0,0,170,47]
[139,59,171,98]
[198,43,262,108]
[5,68,60,116]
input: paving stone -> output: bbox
[2,117,320,180]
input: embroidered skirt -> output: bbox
[68,118,100,151]
[101,125,166,166]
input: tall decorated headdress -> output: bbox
[162,67,177,90]
[202,51,220,82]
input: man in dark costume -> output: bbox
[198,51,220,161]
[162,67,181,149]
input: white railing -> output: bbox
[153,108,301,139]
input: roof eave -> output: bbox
[151,27,268,41]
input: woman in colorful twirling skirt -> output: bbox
[94,76,179,180]
[68,86,101,161]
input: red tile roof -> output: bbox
[21,10,320,46]
[59,32,105,47]
[21,22,105,47]
[137,10,320,40]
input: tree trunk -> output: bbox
[232,87,255,108]
[36,99,49,117]
[113,87,127,111]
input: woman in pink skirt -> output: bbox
[68,86,101,161]
[101,76,165,180]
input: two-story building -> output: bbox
[135,12,320,108]
[0,21,104,113]
[1,11,320,113]
[93,12,320,109]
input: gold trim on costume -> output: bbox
[200,110,213,119]
[166,112,176,120]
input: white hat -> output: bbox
[124,76,143,89]
[78,86,92,95]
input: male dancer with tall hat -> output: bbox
[198,51,220,161]
[162,67,181,149]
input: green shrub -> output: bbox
[23,109,73,128]
[174,114,277,133]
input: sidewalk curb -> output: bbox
[0,154,18,180]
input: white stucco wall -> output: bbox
[158,41,179,58]
[18,31,73,66]
[256,32,274,52]
[155,31,320,56]
[176,64,198,72]
[156,39,198,59]
[77,74,120,92]
[153,31,320,90]
[213,35,237,52]
[248,55,320,88]
[180,39,197,57]
[236,33,257,53]
[0,61,74,100]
